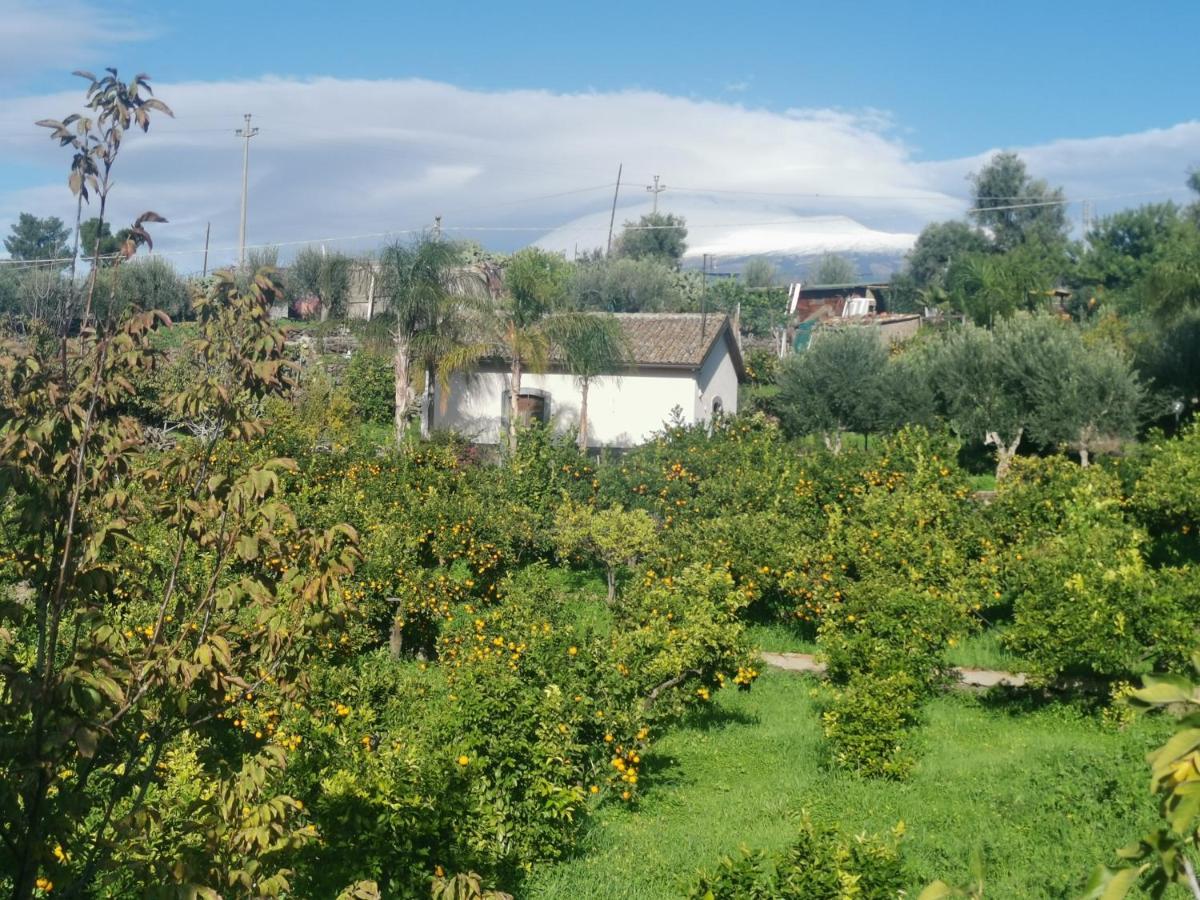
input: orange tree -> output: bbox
[0,72,358,900]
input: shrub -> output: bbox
[820,672,922,780]
[344,351,394,425]
[689,814,908,899]
[554,499,659,603]
[1002,491,1197,682]
[1130,423,1200,563]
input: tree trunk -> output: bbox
[420,363,435,440]
[393,333,412,444]
[986,428,1023,481]
[508,356,522,451]
[1079,447,1090,468]
[389,615,404,658]
[606,566,617,605]
[822,431,843,454]
[577,377,590,453]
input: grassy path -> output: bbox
[524,668,1169,899]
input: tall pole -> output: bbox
[606,163,623,256]
[235,113,259,269]
[646,174,666,214]
[201,221,211,277]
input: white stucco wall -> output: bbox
[432,364,702,447]
[695,334,740,421]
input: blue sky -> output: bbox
[2,0,1199,270]
[12,0,1198,160]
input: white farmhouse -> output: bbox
[431,312,745,448]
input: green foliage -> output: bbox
[900,221,991,292]
[79,216,127,266]
[570,256,685,312]
[807,252,857,286]
[821,672,922,780]
[344,351,394,425]
[613,213,688,268]
[741,257,777,288]
[287,246,353,319]
[969,151,1070,252]
[554,500,658,603]
[1084,655,1200,899]
[1001,480,1197,683]
[689,814,908,899]
[775,327,889,450]
[93,255,192,321]
[3,212,70,265]
[1131,423,1200,562]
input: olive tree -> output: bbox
[775,326,888,452]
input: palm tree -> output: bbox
[559,315,630,451]
[377,237,485,443]
[459,247,573,450]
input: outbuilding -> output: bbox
[431,312,745,448]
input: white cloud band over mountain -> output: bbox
[0,75,1197,273]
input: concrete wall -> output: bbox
[695,335,740,421]
[432,364,702,447]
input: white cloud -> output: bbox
[0,75,1197,272]
[0,1,155,79]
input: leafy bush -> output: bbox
[1130,423,1200,563]
[344,351,394,425]
[820,672,922,780]
[689,814,908,899]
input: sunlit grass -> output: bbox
[524,669,1168,899]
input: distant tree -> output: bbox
[377,237,485,443]
[79,217,129,268]
[93,256,191,321]
[614,213,688,267]
[807,252,856,286]
[945,242,1062,327]
[0,266,71,323]
[775,326,888,452]
[3,213,70,266]
[287,246,353,319]
[570,256,684,312]
[903,221,991,289]
[554,500,658,604]
[486,247,574,449]
[970,152,1069,252]
[1135,223,1200,324]
[1077,203,1185,294]
[707,279,789,340]
[742,257,777,288]
[1027,336,1144,466]
[927,316,1077,479]
[558,314,630,451]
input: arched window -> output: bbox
[501,387,552,429]
[711,397,724,417]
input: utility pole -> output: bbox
[202,221,211,277]
[235,113,259,269]
[606,163,623,256]
[1081,200,1092,238]
[646,174,666,214]
[700,253,709,338]
[434,215,442,239]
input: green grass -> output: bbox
[524,669,1170,899]
[946,628,1027,672]
[745,621,818,654]
[967,473,997,491]
[749,620,1024,674]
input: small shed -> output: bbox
[431,313,745,448]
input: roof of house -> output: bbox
[612,312,743,374]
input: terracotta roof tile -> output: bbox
[612,312,736,368]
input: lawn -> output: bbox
[524,668,1170,899]
[747,620,1026,674]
